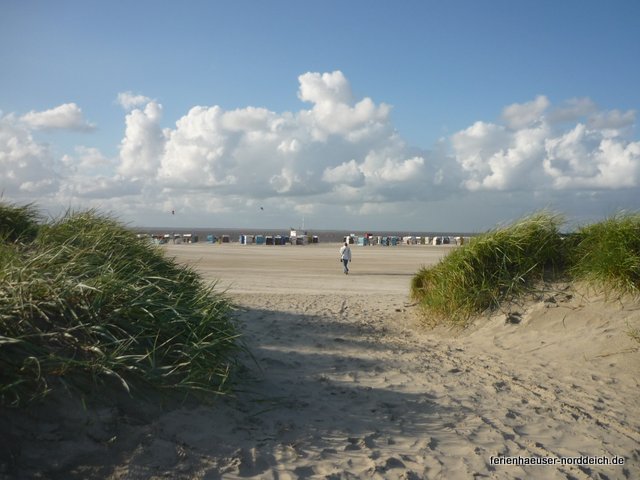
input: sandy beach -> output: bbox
[3,243,639,479]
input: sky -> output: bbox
[1,0,639,232]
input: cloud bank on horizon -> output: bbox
[1,70,639,230]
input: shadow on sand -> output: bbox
[1,304,466,479]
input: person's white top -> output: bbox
[340,244,352,261]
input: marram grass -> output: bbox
[412,211,640,329]
[0,201,40,243]
[0,204,240,407]
[411,212,568,325]
[569,212,640,296]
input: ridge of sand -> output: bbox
[1,243,638,479]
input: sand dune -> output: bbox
[3,243,638,479]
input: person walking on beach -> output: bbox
[339,242,352,274]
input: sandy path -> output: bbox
[119,243,635,480]
[3,244,638,479]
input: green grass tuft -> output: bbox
[411,212,567,325]
[569,212,640,296]
[412,210,640,328]
[0,201,41,244]
[0,208,240,407]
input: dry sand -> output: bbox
[2,243,639,479]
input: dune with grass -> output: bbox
[1,205,638,479]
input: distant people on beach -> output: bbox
[339,242,352,274]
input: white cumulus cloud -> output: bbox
[4,73,639,230]
[377,156,425,182]
[453,96,640,192]
[502,95,550,130]
[21,103,95,131]
[544,124,640,189]
[141,71,435,204]
[118,101,166,179]
[588,109,636,131]
[322,159,365,185]
[297,71,392,142]
[548,97,597,124]
[0,113,59,195]
[297,71,353,105]
[117,91,153,110]
[158,105,238,188]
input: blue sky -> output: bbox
[2,1,639,231]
